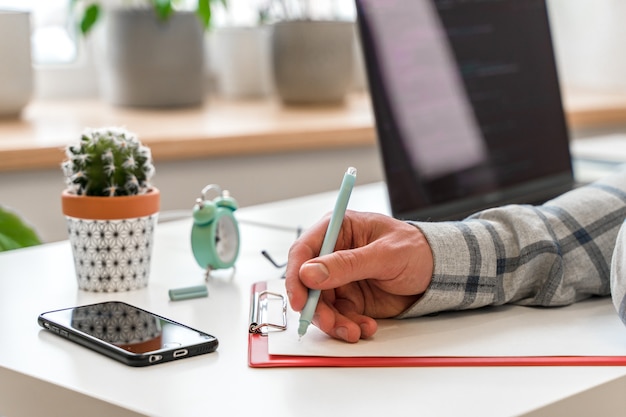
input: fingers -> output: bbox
[297,220,433,297]
[284,210,433,342]
[299,245,386,290]
[284,214,333,311]
[313,296,378,343]
[284,235,319,312]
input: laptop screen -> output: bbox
[356,0,574,221]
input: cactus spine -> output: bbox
[62,127,155,197]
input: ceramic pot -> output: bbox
[100,9,205,108]
[271,20,354,104]
[0,10,33,118]
[209,26,274,98]
[61,189,160,292]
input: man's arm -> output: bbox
[398,171,626,318]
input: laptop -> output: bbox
[355,0,575,221]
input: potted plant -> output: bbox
[208,4,274,99]
[264,0,356,104]
[0,206,41,252]
[71,0,227,108]
[61,127,160,292]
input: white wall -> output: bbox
[0,145,384,243]
[547,0,626,93]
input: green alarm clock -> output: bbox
[191,184,240,274]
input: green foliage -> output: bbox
[71,0,228,36]
[62,127,155,197]
[79,3,100,34]
[0,206,42,252]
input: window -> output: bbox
[0,0,76,64]
[0,0,356,99]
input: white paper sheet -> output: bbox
[265,280,626,358]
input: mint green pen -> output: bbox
[298,167,357,339]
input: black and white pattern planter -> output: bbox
[61,188,161,292]
[66,216,158,292]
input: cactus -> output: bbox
[61,127,155,197]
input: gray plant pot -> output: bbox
[101,9,205,108]
[271,20,354,105]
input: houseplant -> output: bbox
[0,206,41,252]
[72,0,226,36]
[207,1,274,98]
[61,127,160,292]
[264,0,356,104]
[71,0,227,108]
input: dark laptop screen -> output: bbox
[356,0,574,220]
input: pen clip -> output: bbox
[249,290,287,335]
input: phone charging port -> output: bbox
[173,349,188,358]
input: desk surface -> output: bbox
[1,182,626,417]
[1,88,626,173]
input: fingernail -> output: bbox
[301,262,329,284]
[360,324,370,338]
[335,327,349,341]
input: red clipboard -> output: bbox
[248,281,626,368]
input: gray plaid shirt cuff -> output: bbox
[397,170,626,319]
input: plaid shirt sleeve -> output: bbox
[396,170,626,318]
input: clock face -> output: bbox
[214,214,239,264]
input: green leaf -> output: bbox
[197,0,212,29]
[0,206,41,252]
[80,3,100,36]
[153,0,174,21]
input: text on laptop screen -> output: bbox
[356,0,573,220]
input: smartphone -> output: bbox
[38,301,218,367]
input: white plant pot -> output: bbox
[0,10,33,118]
[209,26,274,98]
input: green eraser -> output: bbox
[168,285,208,301]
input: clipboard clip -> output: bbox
[249,290,287,335]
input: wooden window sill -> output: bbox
[0,88,624,173]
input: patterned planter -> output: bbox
[61,189,160,292]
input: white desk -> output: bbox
[1,182,626,417]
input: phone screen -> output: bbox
[38,301,218,366]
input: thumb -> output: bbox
[300,245,387,290]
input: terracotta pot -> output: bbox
[61,189,160,292]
